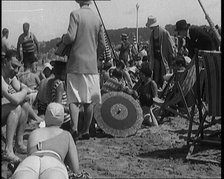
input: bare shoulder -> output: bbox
[28,128,64,146]
[28,128,43,140]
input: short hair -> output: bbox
[23,23,30,29]
[117,60,125,70]
[2,28,9,36]
[139,62,152,77]
[112,68,123,80]
[5,49,18,61]
[142,56,148,62]
[51,61,66,75]
[174,56,186,67]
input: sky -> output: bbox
[2,0,221,47]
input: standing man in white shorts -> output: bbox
[62,0,106,141]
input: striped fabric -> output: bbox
[164,56,196,107]
[101,77,136,98]
[22,34,35,52]
[101,32,111,61]
[51,79,70,123]
[198,50,221,116]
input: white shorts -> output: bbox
[67,73,101,104]
[12,154,68,179]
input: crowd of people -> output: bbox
[1,0,221,178]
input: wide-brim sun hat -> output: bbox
[45,102,64,127]
[146,15,158,28]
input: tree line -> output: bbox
[39,24,211,54]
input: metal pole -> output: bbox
[136,3,139,44]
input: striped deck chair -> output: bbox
[186,50,221,164]
[100,31,111,62]
[153,55,197,124]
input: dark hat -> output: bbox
[175,19,190,31]
[121,33,128,39]
[139,62,152,77]
[75,0,92,4]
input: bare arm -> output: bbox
[2,76,28,105]
[17,35,23,61]
[54,82,70,113]
[54,82,64,103]
[151,80,158,98]
[64,133,79,174]
[32,34,39,53]
[35,74,41,88]
[123,70,133,88]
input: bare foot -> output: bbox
[3,150,21,162]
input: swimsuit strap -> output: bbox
[32,150,62,161]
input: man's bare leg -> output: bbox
[69,103,80,142]
[5,106,21,161]
[15,105,28,151]
[81,103,93,135]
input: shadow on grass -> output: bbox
[138,145,189,161]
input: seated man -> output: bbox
[2,50,34,162]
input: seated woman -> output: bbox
[2,50,34,162]
[12,103,90,179]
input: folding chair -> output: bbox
[153,55,197,124]
[186,50,221,164]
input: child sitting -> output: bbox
[137,63,158,126]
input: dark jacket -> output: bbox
[186,26,217,58]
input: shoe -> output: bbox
[2,152,21,163]
[71,130,79,144]
[15,145,27,154]
[8,161,20,173]
[39,121,46,128]
[78,133,90,140]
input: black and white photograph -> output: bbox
[2,0,221,178]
